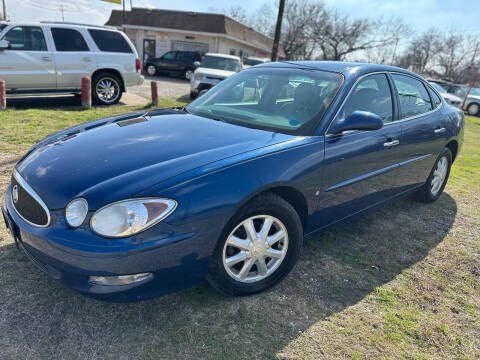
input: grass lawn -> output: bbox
[0,104,479,359]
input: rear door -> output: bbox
[50,27,97,89]
[318,73,404,226]
[0,25,56,90]
[392,74,447,188]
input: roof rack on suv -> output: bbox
[40,21,115,30]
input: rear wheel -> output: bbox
[92,73,122,105]
[414,147,452,203]
[467,103,479,116]
[207,193,303,296]
[184,69,194,80]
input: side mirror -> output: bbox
[0,40,9,50]
[193,61,201,68]
[329,110,383,134]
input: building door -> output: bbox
[143,39,156,63]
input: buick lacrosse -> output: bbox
[2,62,464,301]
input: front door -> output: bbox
[143,39,156,64]
[0,25,57,90]
[318,73,404,226]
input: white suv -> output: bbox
[190,53,241,99]
[0,21,144,105]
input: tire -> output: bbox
[467,102,480,116]
[198,89,209,97]
[190,91,198,100]
[146,64,157,76]
[414,147,452,203]
[184,69,194,80]
[207,193,303,296]
[92,73,123,105]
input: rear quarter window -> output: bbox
[88,29,132,53]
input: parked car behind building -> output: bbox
[429,79,480,116]
[242,57,270,69]
[144,50,201,80]
[0,21,144,105]
[190,53,241,99]
[428,82,462,108]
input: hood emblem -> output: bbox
[12,185,19,204]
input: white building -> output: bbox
[105,8,284,63]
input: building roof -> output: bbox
[105,8,284,57]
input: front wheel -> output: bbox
[146,64,157,76]
[414,147,452,203]
[207,193,303,296]
[467,103,479,116]
[92,73,122,105]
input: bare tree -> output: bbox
[395,29,442,74]
[281,0,327,60]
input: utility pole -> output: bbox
[271,0,285,62]
[2,0,7,21]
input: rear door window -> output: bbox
[3,26,47,51]
[51,28,89,52]
[88,29,132,53]
[392,74,433,118]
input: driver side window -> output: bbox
[341,74,393,123]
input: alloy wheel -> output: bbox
[147,65,156,76]
[95,77,120,104]
[431,156,448,196]
[185,70,193,80]
[222,215,289,283]
[468,103,479,116]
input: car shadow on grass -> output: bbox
[0,193,457,359]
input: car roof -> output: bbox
[257,61,423,79]
[0,21,117,31]
[204,53,241,61]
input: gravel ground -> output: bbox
[127,74,191,102]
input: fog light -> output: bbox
[89,273,153,286]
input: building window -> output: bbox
[230,49,236,55]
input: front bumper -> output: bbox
[3,185,211,302]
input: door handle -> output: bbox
[83,57,92,62]
[384,140,400,147]
[41,56,52,62]
[434,127,446,134]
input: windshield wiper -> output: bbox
[171,106,189,113]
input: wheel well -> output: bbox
[446,140,458,162]
[91,69,125,92]
[255,186,309,230]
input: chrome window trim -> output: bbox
[12,169,51,228]
[325,71,443,137]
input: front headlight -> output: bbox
[90,198,177,238]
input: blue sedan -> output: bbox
[2,62,464,301]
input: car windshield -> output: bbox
[187,67,343,135]
[200,55,241,72]
[0,24,6,32]
[244,58,266,66]
[430,82,446,93]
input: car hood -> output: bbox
[196,67,236,79]
[16,112,293,210]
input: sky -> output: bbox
[5,0,480,36]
